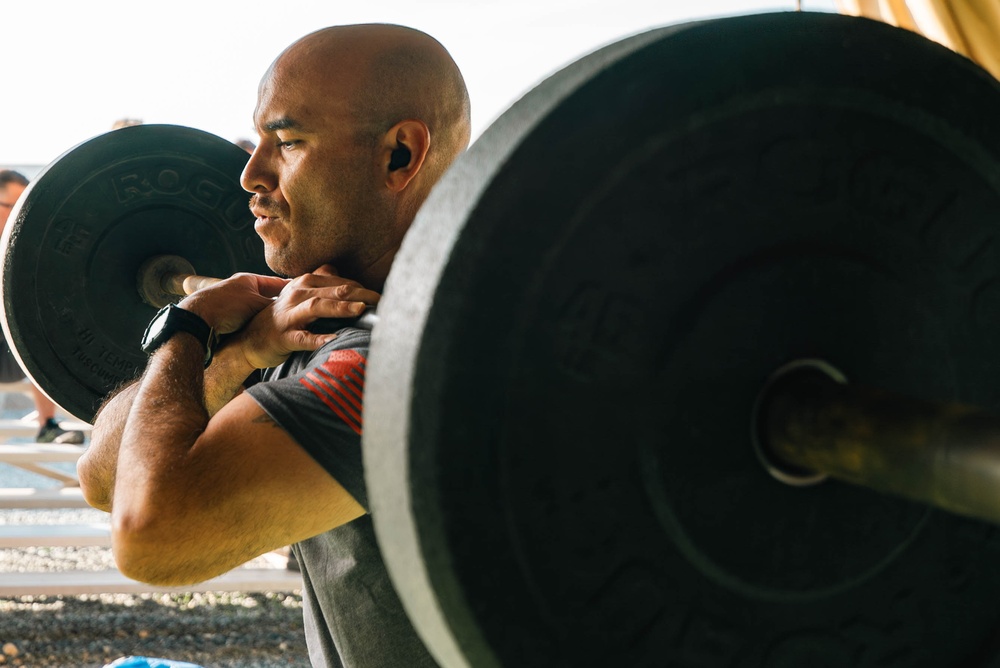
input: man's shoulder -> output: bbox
[325,326,372,348]
[267,326,371,381]
[311,326,371,361]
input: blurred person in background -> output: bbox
[111,118,143,130]
[0,170,85,443]
[234,138,256,153]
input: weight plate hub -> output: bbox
[0,125,266,422]
[365,12,1000,668]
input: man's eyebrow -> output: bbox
[263,118,298,132]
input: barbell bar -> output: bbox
[758,359,1000,525]
[134,253,378,328]
[129,250,1000,528]
[135,254,222,308]
[129,248,1000,528]
[130,248,1000,529]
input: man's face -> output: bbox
[241,62,389,279]
[0,182,26,231]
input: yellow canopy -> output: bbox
[836,0,1000,80]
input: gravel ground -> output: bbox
[0,396,311,668]
[0,589,309,667]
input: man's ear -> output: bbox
[382,119,430,192]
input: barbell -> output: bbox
[4,10,1000,668]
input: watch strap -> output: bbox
[141,304,217,366]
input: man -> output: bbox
[77,24,471,667]
[0,170,86,444]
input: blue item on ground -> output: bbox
[103,657,204,668]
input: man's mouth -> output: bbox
[249,195,284,221]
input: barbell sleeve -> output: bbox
[761,365,1000,525]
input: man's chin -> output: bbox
[263,249,295,279]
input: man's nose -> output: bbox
[240,146,275,193]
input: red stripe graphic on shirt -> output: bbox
[300,349,366,435]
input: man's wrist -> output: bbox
[141,304,218,366]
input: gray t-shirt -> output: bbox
[247,328,438,668]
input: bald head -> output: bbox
[271,24,471,191]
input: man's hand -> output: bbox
[203,265,380,370]
[178,272,288,335]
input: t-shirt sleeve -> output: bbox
[245,333,370,510]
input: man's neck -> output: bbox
[354,247,399,294]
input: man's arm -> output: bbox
[78,272,285,513]
[79,268,379,584]
[111,334,366,585]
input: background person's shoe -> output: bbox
[36,418,85,444]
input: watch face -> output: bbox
[141,305,174,351]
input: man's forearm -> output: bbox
[113,334,209,515]
[78,382,140,511]
[80,337,207,514]
[203,341,258,417]
[79,336,255,512]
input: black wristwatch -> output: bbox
[141,303,217,366]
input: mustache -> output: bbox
[249,194,286,216]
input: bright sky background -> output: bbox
[1,0,837,171]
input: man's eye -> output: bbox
[278,140,299,150]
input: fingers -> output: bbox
[274,295,368,331]
[234,305,343,369]
[332,283,381,306]
[252,274,292,298]
[312,264,340,277]
[286,329,340,352]
[303,281,379,307]
[283,275,381,308]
